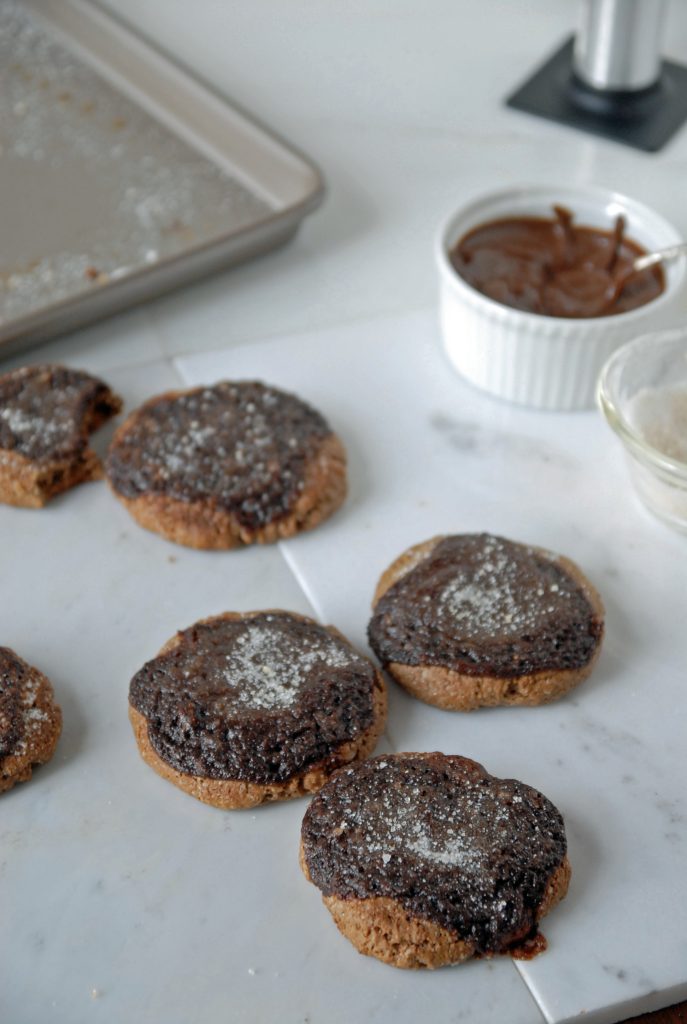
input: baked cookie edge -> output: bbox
[370,536,605,710]
[299,840,571,969]
[129,610,386,807]
[0,656,62,794]
[109,432,347,550]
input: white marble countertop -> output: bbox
[4,2,687,1022]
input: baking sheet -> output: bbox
[0,0,323,354]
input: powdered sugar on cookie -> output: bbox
[0,653,50,758]
[224,617,360,711]
[0,365,119,463]
[0,647,61,791]
[437,535,573,639]
[302,753,568,957]
[368,533,603,685]
[107,382,330,519]
[0,405,65,451]
[12,671,50,756]
[332,757,523,877]
[129,612,381,784]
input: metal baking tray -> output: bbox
[0,0,325,356]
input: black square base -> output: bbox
[506,37,687,153]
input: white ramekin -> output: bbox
[436,184,686,411]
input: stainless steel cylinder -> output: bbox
[574,0,666,91]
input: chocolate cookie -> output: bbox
[368,533,604,710]
[300,752,571,969]
[0,364,122,507]
[129,611,386,808]
[1,647,62,793]
[106,381,347,549]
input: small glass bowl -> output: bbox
[597,328,687,532]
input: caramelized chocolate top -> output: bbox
[368,534,603,678]
[301,752,567,954]
[0,647,49,760]
[106,381,333,529]
[129,612,379,784]
[0,365,121,462]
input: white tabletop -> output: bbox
[5,3,687,1023]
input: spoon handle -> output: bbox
[633,242,687,273]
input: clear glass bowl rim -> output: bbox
[597,328,687,483]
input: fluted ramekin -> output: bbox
[436,184,685,411]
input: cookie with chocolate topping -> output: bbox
[0,364,122,507]
[106,381,347,549]
[1,647,62,793]
[368,533,604,710]
[300,752,571,969]
[129,611,386,808]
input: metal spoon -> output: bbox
[589,240,687,316]
[546,240,686,318]
[632,241,687,273]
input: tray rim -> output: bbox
[2,0,326,355]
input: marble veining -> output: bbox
[178,307,687,1024]
[1,358,544,1024]
[429,411,581,471]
